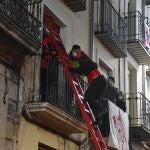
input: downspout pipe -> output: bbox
[123,0,126,94]
[89,0,94,60]
[118,0,121,90]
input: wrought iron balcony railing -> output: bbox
[146,0,150,5]
[28,58,88,121]
[125,92,150,133]
[125,11,146,43]
[94,0,127,58]
[125,11,150,64]
[63,0,86,12]
[0,0,41,42]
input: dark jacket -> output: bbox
[69,50,101,85]
[69,50,98,75]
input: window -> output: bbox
[38,143,56,150]
[146,71,150,100]
[99,58,112,78]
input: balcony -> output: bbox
[94,0,127,58]
[125,11,150,64]
[26,59,87,136]
[126,93,150,144]
[146,0,150,5]
[63,0,86,12]
[0,0,41,55]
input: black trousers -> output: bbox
[84,75,110,137]
[84,75,107,103]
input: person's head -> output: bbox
[108,76,115,86]
[118,91,124,101]
[108,76,115,83]
[71,45,81,52]
[70,45,81,58]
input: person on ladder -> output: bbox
[68,45,108,125]
[68,44,126,137]
[69,45,108,103]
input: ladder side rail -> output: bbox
[43,16,107,150]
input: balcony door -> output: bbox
[40,14,74,112]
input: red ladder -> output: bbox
[43,15,107,150]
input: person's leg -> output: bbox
[93,99,108,121]
[98,110,110,137]
[84,75,108,128]
[84,75,108,103]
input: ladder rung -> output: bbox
[73,80,79,86]
[78,94,84,99]
[85,108,90,113]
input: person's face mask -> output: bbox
[71,49,82,58]
[72,51,77,57]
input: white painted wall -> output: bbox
[144,65,150,100]
[94,37,119,87]
[145,75,150,100]
[43,0,90,54]
[136,0,142,13]
[128,0,137,12]
[127,52,142,94]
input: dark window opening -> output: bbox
[38,143,56,150]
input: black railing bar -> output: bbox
[124,14,146,27]
[141,124,150,131]
[125,97,141,100]
[0,2,41,37]
[2,13,40,41]
[129,117,143,119]
[22,7,41,22]
[23,0,42,6]
[130,123,144,126]
[127,33,142,36]
[140,92,150,102]
[105,0,127,26]
[118,25,127,28]
[1,1,41,23]
[124,11,143,17]
[131,117,143,120]
[125,15,143,20]
[102,25,126,44]
[141,113,150,116]
[129,112,150,119]
[140,94,143,116]
[126,92,150,99]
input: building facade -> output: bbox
[0,0,150,150]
